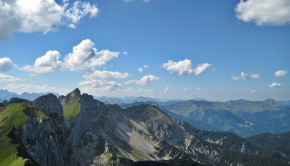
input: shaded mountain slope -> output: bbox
[247,132,290,163]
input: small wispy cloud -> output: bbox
[84,70,129,80]
[196,88,201,94]
[269,82,282,88]
[2,83,68,94]
[138,65,149,73]
[0,74,24,83]
[80,79,123,91]
[275,70,287,77]
[163,86,170,94]
[126,74,160,86]
[231,72,260,80]
[249,89,256,94]
[123,0,151,3]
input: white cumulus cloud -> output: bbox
[0,57,15,71]
[22,50,62,73]
[275,70,287,77]
[64,39,119,71]
[193,63,212,75]
[126,74,160,86]
[231,72,260,80]
[269,82,282,88]
[0,0,98,40]
[21,39,120,74]
[163,59,193,75]
[80,79,122,91]
[84,70,129,80]
[162,59,211,75]
[0,73,24,82]
[235,0,290,26]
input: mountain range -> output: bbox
[0,89,290,165]
[98,96,290,137]
[162,99,290,137]
[1,89,290,137]
[0,89,60,102]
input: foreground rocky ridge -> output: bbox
[0,89,289,166]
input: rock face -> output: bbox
[33,94,64,120]
[11,117,80,166]
[59,88,81,107]
[3,89,290,166]
[70,93,107,165]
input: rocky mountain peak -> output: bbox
[59,88,81,107]
[33,94,64,120]
[79,93,103,115]
[72,88,81,97]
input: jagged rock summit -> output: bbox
[60,88,81,107]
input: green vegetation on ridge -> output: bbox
[0,103,48,166]
[0,103,29,166]
[0,103,29,128]
[63,99,80,121]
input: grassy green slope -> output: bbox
[0,103,29,166]
[0,103,47,166]
[63,99,80,122]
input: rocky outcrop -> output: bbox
[69,93,108,165]
[59,88,81,107]
[11,116,80,166]
[33,94,64,120]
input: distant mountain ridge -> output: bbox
[0,89,289,165]
[98,97,290,137]
[97,96,201,106]
[163,99,290,137]
[0,89,60,102]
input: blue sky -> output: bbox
[0,0,289,100]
